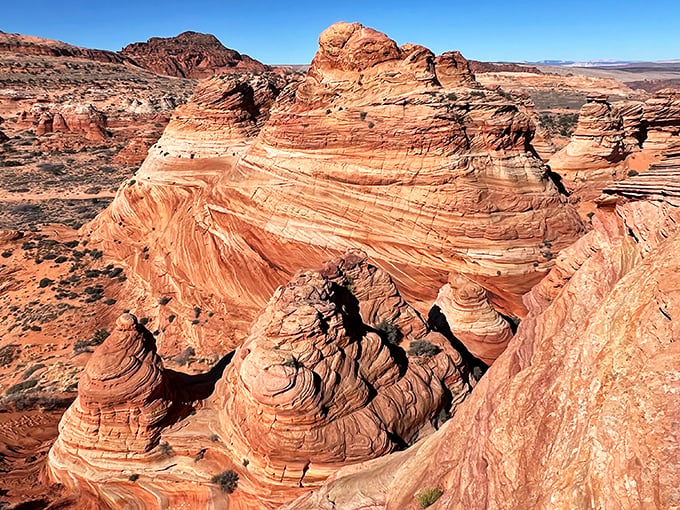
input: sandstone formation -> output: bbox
[49,313,182,477]
[21,103,108,140]
[0,129,7,143]
[282,149,680,510]
[0,31,131,64]
[86,22,584,355]
[548,90,680,200]
[121,31,268,79]
[218,251,471,491]
[548,94,628,198]
[642,89,680,152]
[46,252,473,508]
[434,273,514,364]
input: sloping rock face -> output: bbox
[281,168,680,510]
[434,273,513,364]
[218,251,471,493]
[0,31,130,64]
[121,31,268,79]
[48,314,182,481]
[86,22,583,355]
[548,94,628,198]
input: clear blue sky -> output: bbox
[2,0,679,64]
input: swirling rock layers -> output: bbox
[281,150,680,510]
[87,22,584,354]
[218,250,470,489]
[48,314,182,478]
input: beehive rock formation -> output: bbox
[434,273,514,364]
[281,158,680,510]
[548,94,628,198]
[86,22,584,355]
[48,314,182,480]
[217,251,471,489]
[642,89,680,152]
[28,103,108,140]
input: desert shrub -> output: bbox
[38,277,53,288]
[627,170,639,177]
[0,344,20,367]
[159,441,173,456]
[359,111,367,121]
[89,249,103,259]
[37,162,65,175]
[1,251,11,258]
[211,470,239,493]
[3,160,24,167]
[209,434,220,442]
[416,487,444,508]
[128,474,140,482]
[6,378,38,395]
[22,364,46,380]
[367,121,375,128]
[103,298,116,305]
[158,296,171,305]
[174,347,195,366]
[107,267,123,278]
[408,340,441,358]
[54,256,68,263]
[446,92,458,101]
[376,318,401,345]
[91,328,110,346]
[168,314,176,323]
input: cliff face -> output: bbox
[281,155,680,510]
[85,22,584,356]
[121,31,268,79]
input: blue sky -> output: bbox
[2,0,679,64]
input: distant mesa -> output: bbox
[121,31,268,79]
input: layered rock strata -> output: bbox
[218,251,471,490]
[434,273,514,364]
[86,22,584,354]
[282,153,680,510]
[121,31,268,79]
[49,314,182,477]
[548,94,628,198]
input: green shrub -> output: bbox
[376,319,401,345]
[6,378,38,395]
[211,470,239,493]
[408,340,441,358]
[416,487,444,508]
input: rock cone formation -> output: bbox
[548,94,628,198]
[48,314,182,481]
[46,252,473,508]
[121,31,268,79]
[22,103,108,141]
[86,22,584,355]
[217,251,470,490]
[281,164,680,510]
[434,273,514,364]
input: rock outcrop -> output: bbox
[548,94,628,198]
[48,314,182,479]
[46,252,473,509]
[0,31,130,64]
[434,273,514,364]
[217,251,471,491]
[121,31,268,79]
[23,103,108,140]
[642,89,680,152]
[0,129,7,143]
[86,22,584,355]
[281,153,680,510]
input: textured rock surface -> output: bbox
[121,31,268,79]
[0,30,131,64]
[548,94,628,198]
[642,89,680,152]
[87,22,584,355]
[45,252,473,509]
[48,313,182,476]
[218,251,471,492]
[281,165,680,510]
[434,273,513,364]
